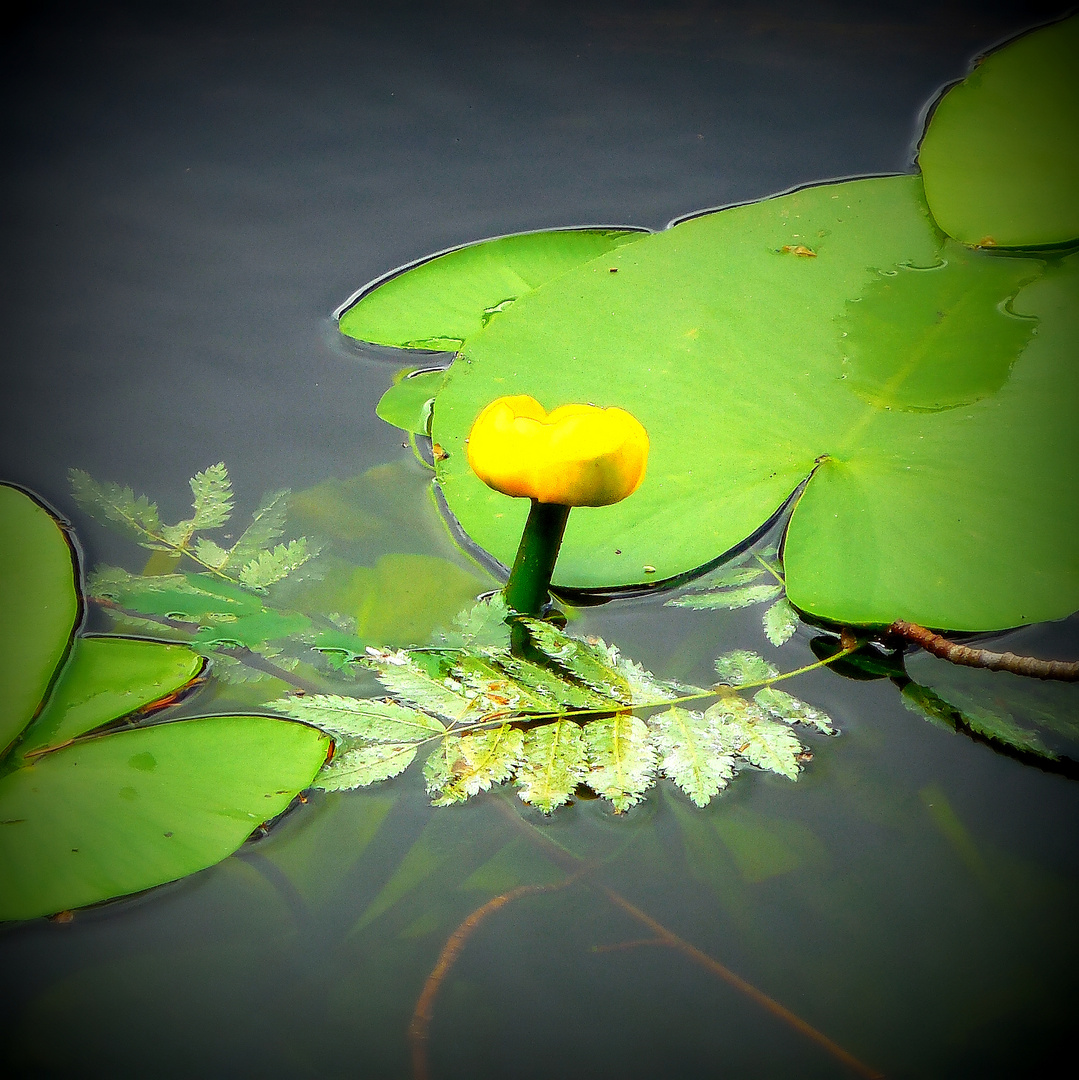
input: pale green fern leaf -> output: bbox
[316,743,418,791]
[650,706,737,807]
[371,655,475,722]
[515,719,587,813]
[451,654,553,714]
[754,687,835,734]
[69,469,163,543]
[487,651,609,710]
[523,620,634,703]
[227,490,289,567]
[708,699,802,780]
[194,538,230,570]
[583,713,656,812]
[189,462,233,530]
[714,650,779,687]
[668,583,782,611]
[239,539,315,590]
[270,694,445,741]
[427,725,524,805]
[763,597,798,646]
[432,593,512,650]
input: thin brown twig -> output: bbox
[492,796,884,1080]
[409,876,578,1080]
[889,620,1079,682]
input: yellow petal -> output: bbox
[466,396,649,507]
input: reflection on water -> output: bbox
[1,1,1076,1077]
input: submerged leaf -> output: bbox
[762,597,799,647]
[188,463,234,532]
[228,490,290,567]
[753,686,836,735]
[583,713,656,812]
[69,469,162,545]
[238,539,315,590]
[668,583,782,611]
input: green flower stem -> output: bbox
[504,500,571,617]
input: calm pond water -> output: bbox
[2,2,1077,1076]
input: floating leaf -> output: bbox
[426,725,523,805]
[713,651,779,687]
[707,699,802,780]
[315,742,418,791]
[0,715,329,921]
[762,597,798,647]
[918,15,1079,247]
[370,655,474,722]
[486,650,609,711]
[14,638,203,761]
[650,707,737,807]
[753,686,835,735]
[270,694,445,742]
[583,713,656,812]
[355,175,1078,631]
[194,610,311,649]
[515,719,587,813]
[339,227,647,350]
[376,368,446,434]
[0,485,79,754]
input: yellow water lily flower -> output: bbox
[466,395,649,507]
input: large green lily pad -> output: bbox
[918,15,1079,248]
[344,175,1078,630]
[14,637,205,762]
[339,227,646,351]
[0,715,330,921]
[0,485,79,755]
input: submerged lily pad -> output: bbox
[339,227,647,351]
[918,15,1079,248]
[0,715,330,921]
[0,485,79,754]
[376,368,446,435]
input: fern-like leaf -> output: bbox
[189,462,233,530]
[714,650,779,687]
[69,469,163,543]
[487,651,610,710]
[193,538,230,570]
[515,719,587,813]
[270,694,445,741]
[228,490,289,567]
[431,594,512,650]
[754,687,835,735]
[316,743,418,791]
[426,725,524,805]
[650,706,737,807]
[707,699,802,779]
[669,583,783,611]
[583,713,656,812]
[238,539,315,590]
[763,597,798,646]
[370,656,476,722]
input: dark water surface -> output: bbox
[2,2,1077,1077]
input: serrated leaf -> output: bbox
[688,564,767,591]
[450,654,553,714]
[270,694,445,742]
[650,706,737,807]
[515,719,587,813]
[713,650,779,687]
[426,725,524,805]
[238,539,315,590]
[668,583,783,611]
[189,463,233,531]
[371,657,475,722]
[487,651,610,710]
[753,687,836,735]
[431,593,512,650]
[316,742,418,791]
[708,699,802,780]
[583,713,656,812]
[523,619,634,703]
[69,469,162,541]
[193,538,230,569]
[961,705,1052,757]
[763,597,798,646]
[228,490,290,567]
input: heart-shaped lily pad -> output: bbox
[344,175,1078,630]
[918,14,1079,248]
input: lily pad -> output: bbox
[918,15,1079,248]
[400,174,1074,630]
[0,485,79,754]
[14,637,204,761]
[339,227,647,351]
[0,715,330,921]
[376,368,446,435]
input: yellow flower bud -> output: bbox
[466,395,649,507]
